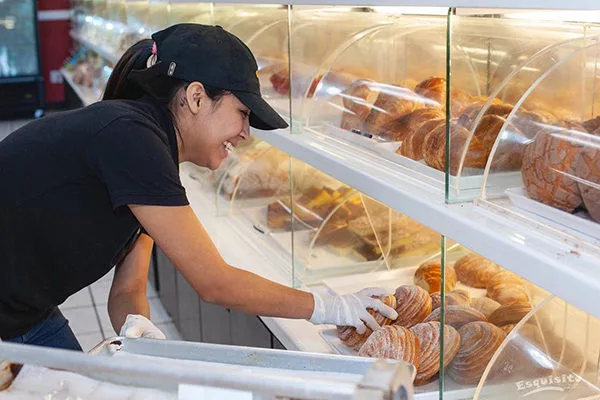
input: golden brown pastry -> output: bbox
[364,90,419,132]
[488,303,532,327]
[521,122,586,212]
[487,284,530,306]
[398,118,444,161]
[422,122,470,175]
[500,324,515,336]
[487,270,523,288]
[470,297,501,319]
[466,114,507,169]
[423,305,487,329]
[413,260,457,294]
[448,321,506,385]
[358,325,421,367]
[410,322,461,385]
[0,361,14,391]
[430,292,442,310]
[340,111,365,132]
[337,295,397,350]
[583,115,600,133]
[341,80,380,122]
[415,76,446,106]
[574,145,600,222]
[458,102,513,130]
[377,107,445,142]
[454,254,501,289]
[430,289,471,311]
[393,285,432,328]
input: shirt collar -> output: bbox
[137,95,179,165]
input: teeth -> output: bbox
[224,141,234,152]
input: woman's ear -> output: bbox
[185,82,206,114]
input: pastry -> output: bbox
[364,89,419,132]
[410,322,461,385]
[448,321,506,385]
[458,102,513,130]
[488,303,532,327]
[393,285,432,328]
[398,118,444,161]
[358,325,421,368]
[500,324,515,336]
[0,361,14,391]
[377,108,445,142]
[341,80,380,122]
[574,145,600,222]
[423,305,487,329]
[466,114,507,169]
[270,67,290,95]
[583,115,600,133]
[487,270,523,288]
[337,295,397,350]
[487,284,530,306]
[340,111,365,132]
[521,122,586,212]
[413,260,457,294]
[470,297,501,319]
[414,76,472,116]
[422,122,470,175]
[454,254,501,289]
[430,289,471,310]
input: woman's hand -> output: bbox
[309,288,398,334]
[119,314,166,339]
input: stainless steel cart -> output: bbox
[0,337,415,399]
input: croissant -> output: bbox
[398,118,444,161]
[488,303,532,327]
[393,285,432,328]
[422,122,470,175]
[470,297,501,319]
[448,321,506,385]
[487,284,530,306]
[364,89,419,132]
[377,107,445,142]
[413,260,457,294]
[424,305,487,329]
[336,295,397,350]
[341,80,380,122]
[358,325,421,368]
[454,254,501,289]
[410,322,461,385]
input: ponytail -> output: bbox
[102,39,153,101]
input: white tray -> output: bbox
[506,187,600,242]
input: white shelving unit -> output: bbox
[60,68,101,106]
[69,31,120,65]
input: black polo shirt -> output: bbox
[0,96,189,339]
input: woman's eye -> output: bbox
[241,110,250,118]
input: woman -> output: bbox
[0,24,396,350]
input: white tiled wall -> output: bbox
[1,120,181,352]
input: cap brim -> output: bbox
[233,91,288,131]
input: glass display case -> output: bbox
[66,3,600,399]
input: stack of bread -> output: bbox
[335,253,570,387]
[521,117,600,223]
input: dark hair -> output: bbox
[103,38,228,104]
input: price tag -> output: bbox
[178,384,253,400]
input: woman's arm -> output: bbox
[107,232,154,333]
[129,204,315,319]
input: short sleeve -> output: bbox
[85,117,189,209]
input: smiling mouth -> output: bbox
[224,140,234,152]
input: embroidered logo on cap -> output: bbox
[168,62,177,76]
[255,70,259,78]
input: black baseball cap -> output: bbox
[129,23,288,130]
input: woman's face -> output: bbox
[177,83,251,170]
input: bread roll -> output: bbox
[358,325,421,368]
[414,260,457,294]
[342,80,380,122]
[364,89,419,132]
[448,321,506,385]
[393,285,432,328]
[398,118,444,161]
[378,108,445,142]
[423,305,487,329]
[521,122,585,212]
[422,122,470,175]
[454,254,501,289]
[430,289,471,310]
[488,303,532,327]
[336,294,397,350]
[574,145,600,222]
[410,322,461,385]
[487,284,530,306]
[470,297,501,319]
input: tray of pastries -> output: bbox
[320,254,547,391]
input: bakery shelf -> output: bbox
[60,68,102,107]
[69,30,120,65]
[253,127,600,320]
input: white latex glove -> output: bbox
[119,314,166,340]
[309,288,398,334]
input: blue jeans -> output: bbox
[5,307,82,351]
